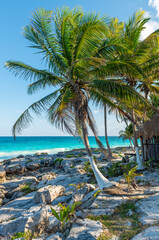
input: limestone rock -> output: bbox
[0,192,37,223]
[131,226,159,240]
[25,208,49,237]
[5,164,25,174]
[67,218,103,240]
[0,208,48,238]
[17,155,24,158]
[136,192,159,225]
[47,216,60,232]
[87,192,128,216]
[41,173,56,181]
[51,194,72,205]
[0,167,6,182]
[26,161,40,171]
[34,185,65,204]
[46,233,64,240]
[2,176,38,191]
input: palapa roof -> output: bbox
[138,114,159,139]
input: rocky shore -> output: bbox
[0,147,159,239]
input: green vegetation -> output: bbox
[119,124,134,149]
[69,182,86,190]
[54,158,63,167]
[19,183,37,194]
[11,231,32,240]
[93,190,101,199]
[51,202,80,231]
[83,161,94,177]
[26,159,33,164]
[124,166,142,191]
[107,161,137,177]
[66,154,75,158]
[88,201,146,240]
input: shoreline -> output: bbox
[0,146,133,163]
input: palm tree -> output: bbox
[93,10,159,169]
[119,124,134,149]
[5,8,150,189]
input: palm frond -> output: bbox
[12,90,59,137]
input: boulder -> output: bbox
[87,192,128,216]
[25,208,49,237]
[47,216,60,232]
[2,176,38,191]
[5,164,25,174]
[17,155,24,158]
[67,218,103,240]
[0,192,37,223]
[46,233,64,240]
[41,173,56,181]
[34,185,65,204]
[131,226,159,240]
[26,161,40,171]
[0,208,48,238]
[0,167,6,182]
[136,192,159,225]
[47,174,90,189]
[34,152,48,157]
[51,194,72,205]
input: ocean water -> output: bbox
[0,136,130,160]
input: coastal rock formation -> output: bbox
[34,185,65,204]
[131,226,159,239]
[0,166,6,182]
[67,218,103,240]
[87,192,128,216]
[5,163,25,174]
[0,148,159,239]
[0,208,48,237]
[136,192,159,225]
[26,160,40,171]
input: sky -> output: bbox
[0,0,159,137]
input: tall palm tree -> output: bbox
[119,124,134,149]
[5,8,150,189]
[93,10,159,169]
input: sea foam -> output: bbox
[0,148,66,160]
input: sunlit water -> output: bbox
[0,136,130,160]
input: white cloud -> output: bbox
[149,0,159,17]
[141,18,159,40]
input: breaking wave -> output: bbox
[0,148,67,160]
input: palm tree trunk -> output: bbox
[104,104,112,157]
[131,110,144,169]
[129,138,134,150]
[82,118,113,190]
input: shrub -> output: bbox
[11,231,32,240]
[124,166,142,191]
[51,202,80,231]
[53,158,63,168]
[69,182,86,190]
[107,161,137,177]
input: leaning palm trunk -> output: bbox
[82,117,113,190]
[104,104,112,157]
[129,138,134,150]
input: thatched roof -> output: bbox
[138,114,159,139]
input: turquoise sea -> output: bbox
[0,136,130,160]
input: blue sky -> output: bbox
[0,0,159,136]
